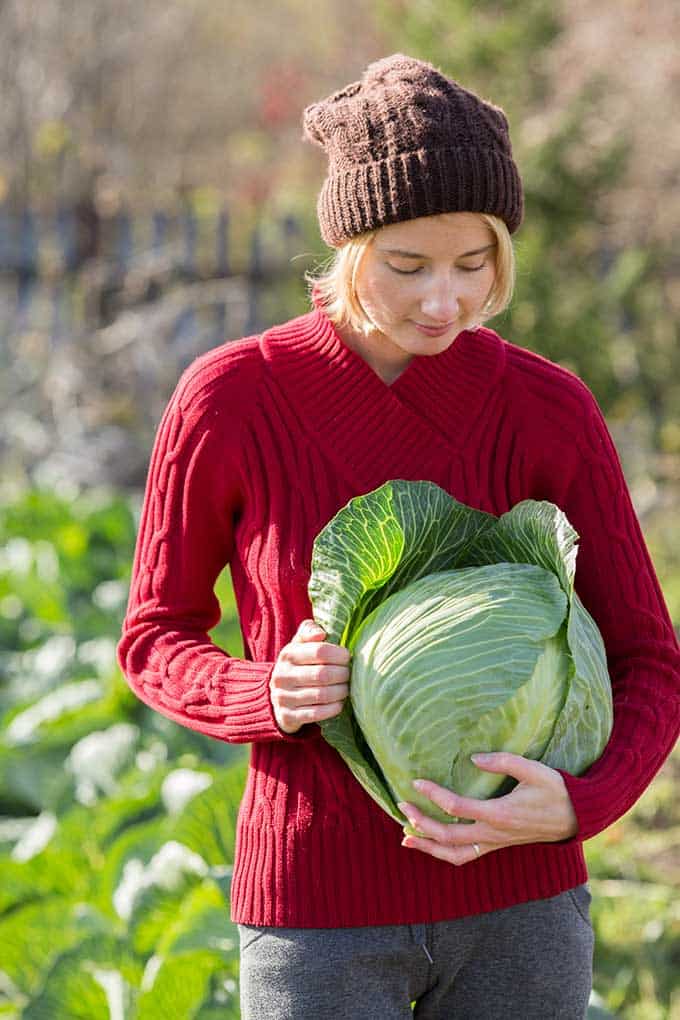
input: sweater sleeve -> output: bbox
[556,396,680,840]
[116,354,307,745]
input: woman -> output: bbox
[117,54,680,1018]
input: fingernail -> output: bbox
[471,753,491,764]
[412,779,426,791]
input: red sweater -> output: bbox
[117,301,680,927]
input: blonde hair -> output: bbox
[305,213,515,336]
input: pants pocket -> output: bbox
[566,883,593,927]
[238,923,270,956]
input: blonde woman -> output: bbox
[118,54,680,1019]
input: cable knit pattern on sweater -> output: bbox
[117,304,680,927]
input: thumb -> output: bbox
[297,618,326,641]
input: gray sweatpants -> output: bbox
[238,885,594,1019]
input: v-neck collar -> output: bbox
[259,303,506,492]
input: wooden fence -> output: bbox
[0,200,316,487]
[0,200,310,351]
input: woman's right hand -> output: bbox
[270,619,351,734]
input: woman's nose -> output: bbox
[420,284,460,323]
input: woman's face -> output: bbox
[346,212,497,381]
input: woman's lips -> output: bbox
[412,321,454,337]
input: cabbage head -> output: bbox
[308,480,613,825]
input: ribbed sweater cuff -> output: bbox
[212,658,272,741]
[556,749,643,842]
[211,659,321,744]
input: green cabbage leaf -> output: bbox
[308,480,613,825]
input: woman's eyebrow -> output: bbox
[378,243,496,259]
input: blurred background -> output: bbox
[0,1,678,1017]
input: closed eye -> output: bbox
[387,263,487,275]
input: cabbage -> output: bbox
[308,480,613,824]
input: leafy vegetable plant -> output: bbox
[308,480,613,824]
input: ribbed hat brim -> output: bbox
[318,146,524,246]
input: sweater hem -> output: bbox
[228,811,588,928]
[229,848,588,928]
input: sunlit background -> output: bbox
[1,1,678,1017]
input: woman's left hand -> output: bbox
[398,752,579,866]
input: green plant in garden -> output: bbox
[0,486,247,1018]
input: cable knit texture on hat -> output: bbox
[302,53,524,245]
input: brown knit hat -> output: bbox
[302,53,523,246]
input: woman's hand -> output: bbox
[397,752,578,865]
[270,619,351,734]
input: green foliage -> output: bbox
[586,751,680,1019]
[373,0,561,110]
[0,486,246,1017]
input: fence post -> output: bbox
[116,207,133,273]
[181,205,198,278]
[152,209,169,254]
[245,222,262,335]
[0,202,13,271]
[16,207,39,330]
[216,206,229,278]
